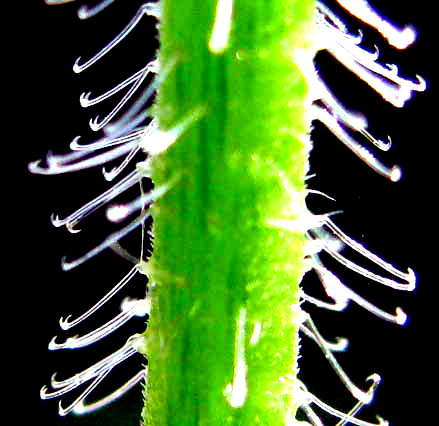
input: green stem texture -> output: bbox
[144,1,315,424]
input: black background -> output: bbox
[9,1,433,425]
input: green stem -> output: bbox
[144,1,314,424]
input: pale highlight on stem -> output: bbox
[224,307,248,408]
[209,0,234,54]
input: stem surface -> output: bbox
[144,1,314,424]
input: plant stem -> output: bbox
[143,1,314,425]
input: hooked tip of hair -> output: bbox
[395,307,408,326]
[392,25,417,50]
[73,57,83,74]
[389,165,402,182]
